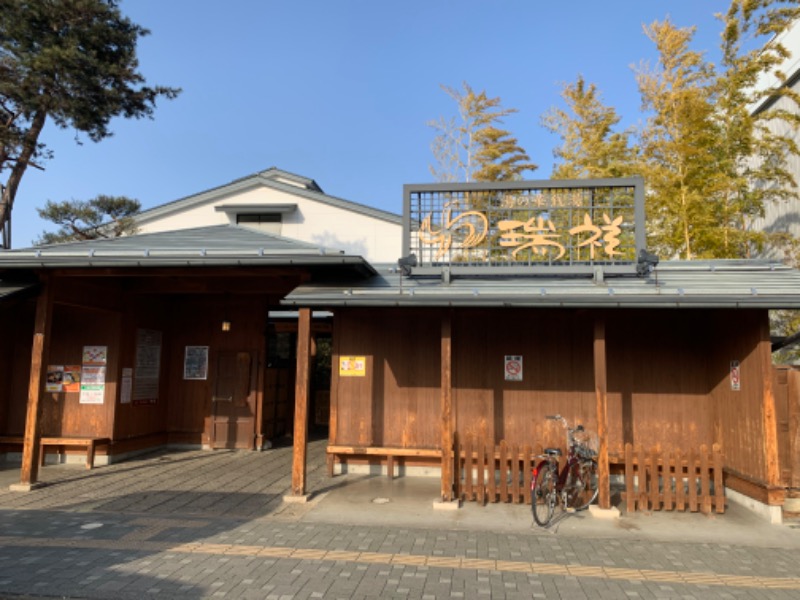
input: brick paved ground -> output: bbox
[0,439,798,599]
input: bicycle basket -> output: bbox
[572,429,598,459]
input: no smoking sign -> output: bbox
[504,355,523,381]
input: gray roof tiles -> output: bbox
[0,225,375,273]
[282,260,800,309]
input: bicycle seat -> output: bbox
[544,448,562,457]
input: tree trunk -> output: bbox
[0,110,47,248]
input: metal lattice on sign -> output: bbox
[403,177,645,275]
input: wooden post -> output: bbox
[290,307,312,497]
[254,304,269,451]
[18,274,54,488]
[759,317,781,489]
[789,370,800,490]
[440,311,453,502]
[593,316,611,509]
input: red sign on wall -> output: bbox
[730,360,741,391]
[505,355,523,382]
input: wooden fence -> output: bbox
[455,436,540,505]
[622,443,725,514]
[453,435,726,513]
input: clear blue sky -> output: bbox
[11,0,741,248]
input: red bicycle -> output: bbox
[531,414,599,526]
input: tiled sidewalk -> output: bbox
[0,439,798,599]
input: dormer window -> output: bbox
[236,213,282,234]
[215,203,297,235]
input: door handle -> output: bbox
[212,396,233,402]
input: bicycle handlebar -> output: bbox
[545,415,591,452]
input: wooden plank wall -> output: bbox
[708,310,769,485]
[605,310,717,453]
[41,303,121,438]
[331,306,770,483]
[453,309,595,450]
[113,295,170,443]
[0,299,35,435]
[332,308,442,448]
[774,365,800,489]
[162,295,270,447]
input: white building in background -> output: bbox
[134,167,403,263]
[749,19,800,260]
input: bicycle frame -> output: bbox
[532,414,586,489]
[531,414,599,526]
[532,452,583,496]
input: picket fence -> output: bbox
[452,435,726,513]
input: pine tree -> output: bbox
[0,0,180,249]
[542,75,636,180]
[35,195,140,245]
[428,82,536,182]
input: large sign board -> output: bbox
[403,177,645,275]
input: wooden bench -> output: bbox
[326,445,442,478]
[40,437,112,469]
[0,436,111,469]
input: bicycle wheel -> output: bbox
[565,459,599,511]
[531,462,557,526]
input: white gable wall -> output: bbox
[136,183,402,263]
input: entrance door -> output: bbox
[211,351,257,449]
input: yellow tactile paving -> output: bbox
[1,534,798,590]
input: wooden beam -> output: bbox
[291,307,312,496]
[440,311,453,502]
[593,315,610,509]
[19,274,54,487]
[760,316,781,487]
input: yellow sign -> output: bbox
[339,356,366,377]
[420,205,623,262]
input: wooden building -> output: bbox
[2,176,799,519]
[0,225,372,488]
[282,178,800,515]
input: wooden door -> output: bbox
[211,351,256,449]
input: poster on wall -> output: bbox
[46,366,64,392]
[63,365,81,393]
[133,329,162,405]
[730,360,741,391]
[120,367,133,404]
[184,346,209,380]
[82,346,108,365]
[339,356,366,377]
[46,366,82,393]
[504,355,523,381]
[79,346,107,404]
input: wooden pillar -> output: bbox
[18,274,54,488]
[254,303,269,450]
[760,316,781,488]
[291,307,312,497]
[440,311,453,502]
[789,369,800,490]
[593,315,611,509]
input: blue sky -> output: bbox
[10,0,741,248]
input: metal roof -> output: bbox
[134,167,402,227]
[0,280,36,301]
[282,260,800,309]
[0,225,376,275]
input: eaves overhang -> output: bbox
[0,225,378,279]
[282,260,800,310]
